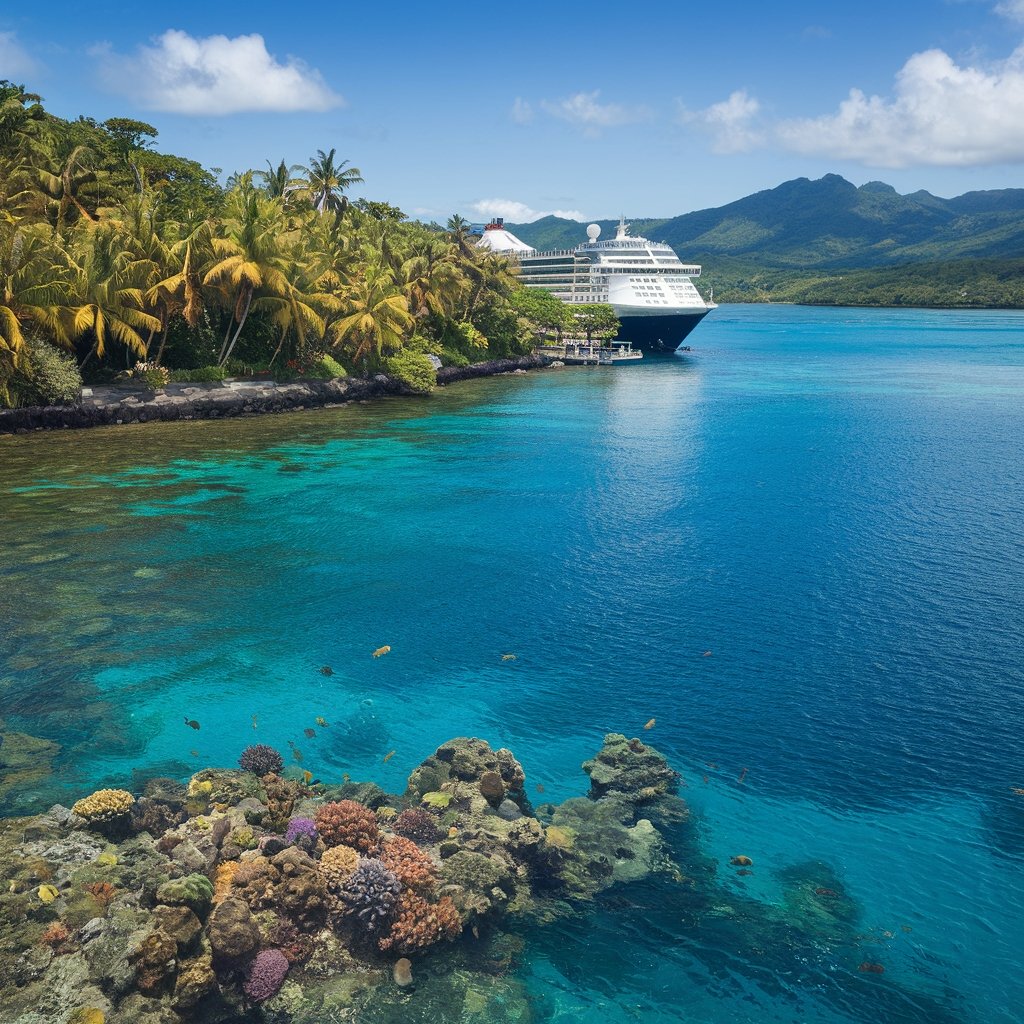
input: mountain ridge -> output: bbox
[505,175,1024,269]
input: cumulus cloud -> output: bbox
[0,32,38,77]
[510,97,533,124]
[678,90,764,154]
[777,44,1024,167]
[93,29,341,115]
[470,199,584,223]
[539,90,650,131]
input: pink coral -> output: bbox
[379,892,462,953]
[243,948,289,1002]
[380,835,438,892]
[315,800,379,853]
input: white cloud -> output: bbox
[995,0,1024,21]
[0,32,38,77]
[539,90,650,132]
[94,29,342,115]
[678,90,764,154]
[510,97,533,124]
[777,44,1024,167]
[470,199,584,223]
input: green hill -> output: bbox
[505,175,1024,306]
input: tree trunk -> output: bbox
[79,342,97,371]
[219,290,253,367]
[155,321,170,365]
[144,327,156,359]
[268,327,287,367]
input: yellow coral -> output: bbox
[71,789,134,821]
[213,861,239,904]
[318,845,359,891]
[188,779,213,797]
[544,826,576,850]
[376,806,397,821]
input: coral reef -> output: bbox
[391,807,443,845]
[379,835,438,892]
[239,744,285,776]
[285,817,319,851]
[319,844,359,895]
[337,858,402,931]
[379,892,462,954]
[315,800,380,853]
[71,789,135,835]
[244,948,290,1002]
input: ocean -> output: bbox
[1,303,1022,1023]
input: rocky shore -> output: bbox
[0,734,682,1024]
[0,357,549,436]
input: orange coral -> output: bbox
[319,845,359,889]
[380,835,438,893]
[379,892,462,953]
[40,922,70,948]
[315,801,379,853]
[213,861,239,904]
[84,881,116,909]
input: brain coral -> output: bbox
[315,800,379,853]
[338,858,401,931]
[243,948,289,1002]
[379,892,462,954]
[238,744,285,777]
[380,835,438,892]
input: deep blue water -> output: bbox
[2,304,1023,1023]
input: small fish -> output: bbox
[302,770,313,785]
[702,775,709,784]
[251,714,258,730]
[383,750,396,763]
[737,869,753,877]
[315,716,328,727]
[190,750,200,757]
[858,962,885,975]
[304,728,316,739]
[292,747,303,763]
[342,773,351,783]
[1011,787,1024,796]
[901,925,913,934]
[702,650,713,657]
[184,718,200,730]
[320,665,334,676]
[882,930,894,939]
[815,887,839,898]
[738,767,748,784]
[501,654,517,661]
[643,718,656,730]
[535,783,545,794]
[287,739,296,748]
[706,761,719,769]
[372,645,391,658]
[471,925,480,940]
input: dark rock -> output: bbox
[206,898,260,962]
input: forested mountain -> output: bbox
[508,175,1024,269]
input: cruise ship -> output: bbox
[477,217,714,351]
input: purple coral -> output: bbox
[239,744,284,776]
[284,816,318,850]
[339,858,402,931]
[392,807,443,845]
[243,948,289,1002]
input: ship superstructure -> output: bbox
[478,217,714,351]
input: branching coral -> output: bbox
[315,800,379,852]
[238,744,284,776]
[379,892,462,954]
[392,807,443,845]
[319,845,359,891]
[380,835,438,893]
[243,948,289,1002]
[338,858,401,932]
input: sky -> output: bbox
[4,0,1024,222]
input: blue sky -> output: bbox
[4,0,1024,222]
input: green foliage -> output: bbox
[510,287,571,340]
[314,353,347,379]
[571,304,620,342]
[440,348,469,367]
[472,301,531,358]
[5,339,82,407]
[385,350,437,393]
[131,361,170,390]
[168,365,227,383]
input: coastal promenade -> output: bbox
[0,356,548,435]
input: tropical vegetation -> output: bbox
[0,80,575,408]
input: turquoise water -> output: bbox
[2,304,1023,1023]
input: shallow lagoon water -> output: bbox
[2,304,1023,1023]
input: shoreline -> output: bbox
[0,355,549,437]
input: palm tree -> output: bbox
[34,144,115,233]
[329,263,412,364]
[203,176,294,366]
[66,223,161,363]
[255,159,304,201]
[296,149,363,218]
[398,238,467,320]
[0,223,70,371]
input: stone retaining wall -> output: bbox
[0,356,548,435]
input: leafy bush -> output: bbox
[384,351,437,394]
[8,340,83,407]
[131,361,170,390]
[440,348,470,368]
[313,354,347,379]
[168,365,228,383]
